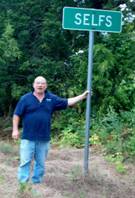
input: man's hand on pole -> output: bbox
[81,90,90,99]
[68,90,90,107]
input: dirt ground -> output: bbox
[0,142,135,198]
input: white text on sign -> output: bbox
[74,13,112,27]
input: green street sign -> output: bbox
[62,7,122,33]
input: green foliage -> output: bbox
[11,83,28,99]
[91,108,135,159]
[105,153,126,174]
[52,111,85,148]
[0,0,134,162]
[125,134,135,156]
[0,22,22,115]
[115,161,126,174]
[90,134,101,145]
[0,23,21,59]
[59,130,84,148]
[0,0,134,117]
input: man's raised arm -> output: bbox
[68,90,89,107]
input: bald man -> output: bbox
[12,76,88,184]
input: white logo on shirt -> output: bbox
[46,98,52,102]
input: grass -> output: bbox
[105,153,127,174]
[69,165,82,181]
[17,183,42,198]
[0,175,5,184]
[0,141,17,154]
[0,140,135,198]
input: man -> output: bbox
[12,76,89,184]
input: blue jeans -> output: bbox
[18,139,50,183]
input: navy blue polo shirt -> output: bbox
[14,91,68,141]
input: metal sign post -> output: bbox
[62,6,122,176]
[84,31,94,175]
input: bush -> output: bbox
[59,130,84,148]
[91,107,135,159]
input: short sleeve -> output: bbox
[53,96,68,111]
[14,97,26,117]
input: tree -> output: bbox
[0,22,22,115]
[0,0,134,117]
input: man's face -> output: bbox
[33,77,47,94]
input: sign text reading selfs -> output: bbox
[74,13,112,28]
[63,7,122,33]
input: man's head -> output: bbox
[33,76,47,94]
